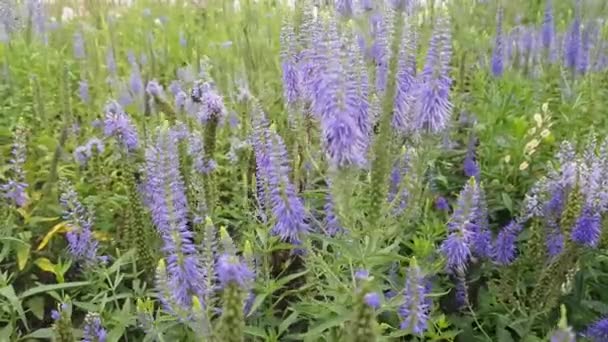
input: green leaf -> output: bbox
[25,296,45,320]
[244,326,267,338]
[0,285,28,330]
[276,270,308,287]
[278,311,299,335]
[0,322,12,341]
[246,293,268,318]
[21,328,54,339]
[15,242,31,270]
[20,281,90,299]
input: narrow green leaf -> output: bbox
[20,281,90,299]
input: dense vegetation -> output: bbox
[1,0,608,341]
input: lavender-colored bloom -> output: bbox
[2,180,27,207]
[82,313,107,342]
[191,82,226,123]
[577,25,593,74]
[103,101,139,152]
[73,31,86,59]
[393,22,418,133]
[216,254,254,289]
[586,317,608,342]
[145,127,204,310]
[60,180,99,265]
[324,193,343,236]
[491,7,504,77]
[441,179,489,271]
[492,221,522,265]
[313,20,368,168]
[542,0,554,51]
[435,196,449,211]
[564,17,581,70]
[335,0,353,17]
[388,151,410,215]
[361,0,374,11]
[146,80,164,98]
[26,0,46,42]
[169,81,182,96]
[364,292,381,309]
[355,269,370,280]
[571,207,601,247]
[464,136,480,179]
[267,131,309,245]
[74,146,89,165]
[2,122,28,207]
[78,80,89,104]
[413,17,452,133]
[399,264,430,335]
[281,61,301,106]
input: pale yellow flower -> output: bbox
[534,113,543,128]
[519,161,529,171]
[504,155,511,163]
[540,129,550,138]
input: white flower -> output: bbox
[61,7,75,23]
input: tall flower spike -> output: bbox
[542,0,554,51]
[393,19,418,134]
[216,253,254,342]
[191,81,226,124]
[251,101,272,220]
[145,125,204,311]
[103,100,139,152]
[491,7,504,77]
[51,303,74,342]
[82,313,107,342]
[550,305,576,342]
[492,221,522,265]
[2,119,28,207]
[399,261,431,336]
[280,17,301,108]
[349,270,380,342]
[564,14,581,70]
[586,317,608,342]
[78,80,90,104]
[324,192,344,236]
[59,179,100,266]
[441,178,489,272]
[413,17,452,133]
[315,19,367,168]
[463,135,480,179]
[335,0,354,18]
[267,130,309,245]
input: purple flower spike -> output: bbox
[2,120,28,207]
[492,221,522,266]
[217,254,254,289]
[491,7,505,77]
[60,180,100,265]
[435,196,449,212]
[364,292,381,309]
[78,80,90,104]
[413,17,453,134]
[82,313,107,342]
[103,101,139,152]
[145,126,204,310]
[586,317,608,342]
[542,0,554,51]
[191,82,226,123]
[399,264,430,335]
[571,206,601,247]
[335,0,353,17]
[146,80,164,98]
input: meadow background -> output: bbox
[1,0,608,341]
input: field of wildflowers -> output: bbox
[2,0,608,341]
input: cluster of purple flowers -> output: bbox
[398,263,431,335]
[522,138,608,257]
[59,180,101,265]
[1,121,28,207]
[103,100,139,152]
[145,126,205,312]
[73,137,105,166]
[251,101,308,246]
[82,313,107,342]
[440,178,490,273]
[491,0,608,76]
